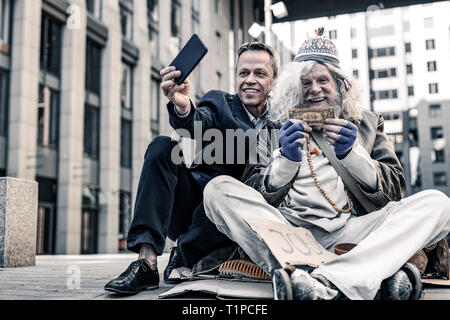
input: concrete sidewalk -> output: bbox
[0,253,175,300]
[0,253,449,300]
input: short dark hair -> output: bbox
[237,42,279,78]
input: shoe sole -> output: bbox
[104,284,159,295]
[401,262,422,300]
[163,278,183,284]
[272,269,293,300]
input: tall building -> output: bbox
[273,1,450,197]
[0,0,292,254]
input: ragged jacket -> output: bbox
[242,109,407,215]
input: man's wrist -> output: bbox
[174,103,191,118]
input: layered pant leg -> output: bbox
[312,189,450,300]
[177,203,234,268]
[203,175,290,274]
[127,136,203,256]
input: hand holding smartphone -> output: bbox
[169,34,208,85]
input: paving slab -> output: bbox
[0,253,448,300]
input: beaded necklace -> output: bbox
[305,136,354,213]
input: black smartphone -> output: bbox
[169,34,208,86]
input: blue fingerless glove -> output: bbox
[279,120,306,162]
[334,121,358,160]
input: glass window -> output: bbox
[37,86,59,147]
[428,83,438,94]
[392,89,398,99]
[378,70,388,78]
[150,77,160,137]
[408,86,414,96]
[83,104,100,159]
[429,104,441,118]
[0,0,11,47]
[406,64,413,74]
[405,42,411,53]
[427,61,437,72]
[120,119,132,168]
[375,90,398,100]
[119,191,132,250]
[85,39,102,95]
[0,68,8,136]
[352,49,357,58]
[433,172,447,186]
[377,48,386,57]
[40,14,63,77]
[148,0,158,15]
[171,0,181,39]
[378,90,389,100]
[390,68,396,77]
[426,39,435,50]
[81,185,99,254]
[120,4,133,40]
[215,0,220,14]
[329,30,337,40]
[86,0,102,19]
[352,70,358,79]
[81,208,98,254]
[371,47,395,58]
[149,27,159,58]
[121,62,133,110]
[148,0,159,58]
[430,126,443,140]
[432,149,445,163]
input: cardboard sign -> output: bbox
[244,218,337,268]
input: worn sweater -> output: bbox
[261,136,378,232]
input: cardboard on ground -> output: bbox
[244,218,337,268]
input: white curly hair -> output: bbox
[267,60,364,126]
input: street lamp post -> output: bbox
[248,1,288,45]
[264,0,273,46]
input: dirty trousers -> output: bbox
[203,175,450,300]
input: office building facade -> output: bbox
[0,0,292,254]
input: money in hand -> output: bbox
[287,106,336,126]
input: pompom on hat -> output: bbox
[294,27,340,68]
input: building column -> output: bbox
[97,0,121,253]
[7,0,42,180]
[55,0,86,254]
[130,0,151,224]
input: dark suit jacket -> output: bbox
[167,90,258,188]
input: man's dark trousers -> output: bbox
[126,136,231,267]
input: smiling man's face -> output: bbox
[300,63,338,108]
[236,50,275,116]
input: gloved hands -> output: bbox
[279,120,312,162]
[322,119,358,160]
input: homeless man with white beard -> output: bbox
[202,30,450,300]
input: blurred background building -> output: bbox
[0,0,293,255]
[0,0,447,256]
[273,1,450,198]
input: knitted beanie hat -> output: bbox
[294,27,340,68]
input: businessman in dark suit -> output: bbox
[104,42,279,295]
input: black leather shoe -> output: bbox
[163,246,185,283]
[104,259,159,295]
[380,262,422,300]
